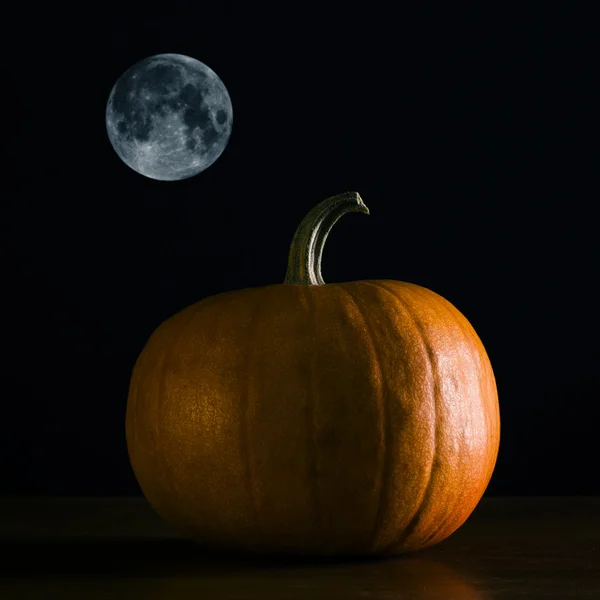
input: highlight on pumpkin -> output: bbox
[125,191,500,558]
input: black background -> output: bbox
[3,4,598,497]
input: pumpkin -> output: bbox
[126,191,500,557]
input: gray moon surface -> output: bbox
[106,53,233,181]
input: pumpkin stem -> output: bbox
[284,191,370,285]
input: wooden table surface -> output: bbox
[0,497,598,599]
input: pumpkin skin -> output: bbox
[126,192,500,558]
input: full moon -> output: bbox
[106,53,233,181]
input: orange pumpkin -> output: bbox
[126,191,500,557]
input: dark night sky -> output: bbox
[3,4,598,496]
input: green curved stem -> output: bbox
[284,191,370,286]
